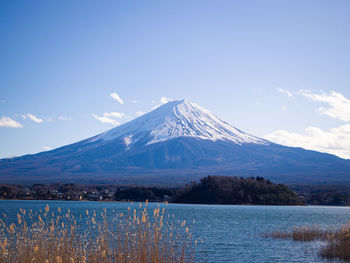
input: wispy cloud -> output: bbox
[265,124,350,159]
[110,92,124,104]
[22,113,43,123]
[106,112,124,118]
[58,116,72,121]
[135,111,145,117]
[151,97,173,110]
[43,146,53,151]
[282,106,287,110]
[0,116,23,128]
[299,90,350,122]
[267,90,350,159]
[92,112,125,125]
[160,97,172,104]
[277,88,293,98]
[151,97,173,111]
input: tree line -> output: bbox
[2,176,350,205]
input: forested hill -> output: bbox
[171,176,304,205]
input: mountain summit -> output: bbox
[90,99,267,146]
[1,100,350,185]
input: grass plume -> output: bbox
[266,223,350,262]
[0,202,195,263]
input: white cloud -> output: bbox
[151,97,173,110]
[93,114,120,125]
[131,100,139,104]
[277,88,293,98]
[92,112,125,125]
[267,90,350,159]
[58,116,72,121]
[110,92,124,104]
[299,90,350,122]
[105,112,124,118]
[160,97,172,104]
[26,113,43,123]
[21,114,27,120]
[135,111,145,116]
[265,124,350,159]
[43,146,53,151]
[0,116,23,128]
[282,106,287,110]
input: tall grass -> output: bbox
[320,222,350,261]
[0,202,195,263]
[266,226,330,242]
[266,223,350,262]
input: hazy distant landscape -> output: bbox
[1,100,349,186]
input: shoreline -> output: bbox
[1,198,347,207]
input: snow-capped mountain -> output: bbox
[0,100,350,185]
[90,99,267,146]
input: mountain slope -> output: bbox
[89,99,267,145]
[0,100,350,185]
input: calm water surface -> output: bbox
[0,200,349,263]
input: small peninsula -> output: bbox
[171,176,304,205]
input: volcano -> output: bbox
[1,99,349,185]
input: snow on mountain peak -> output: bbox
[92,99,268,146]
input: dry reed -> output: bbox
[266,226,329,242]
[0,202,196,263]
[320,222,350,261]
[266,223,350,262]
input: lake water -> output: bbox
[0,200,349,263]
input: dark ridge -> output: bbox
[171,176,304,205]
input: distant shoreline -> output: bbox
[1,176,349,206]
[0,199,348,208]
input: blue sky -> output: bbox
[1,0,350,158]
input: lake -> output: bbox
[0,200,349,263]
